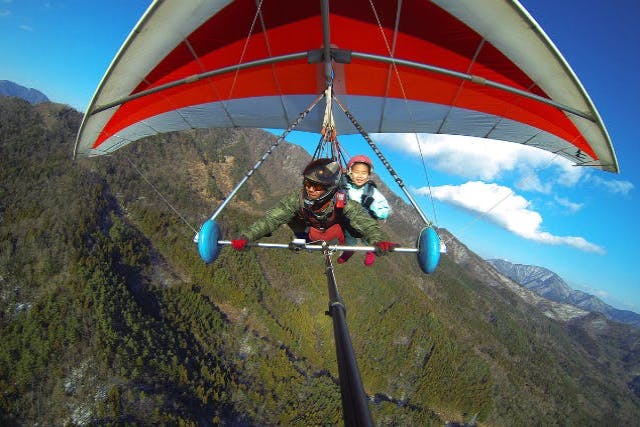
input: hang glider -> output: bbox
[74,0,618,174]
[73,2,621,423]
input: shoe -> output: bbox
[337,251,355,264]
[364,252,376,266]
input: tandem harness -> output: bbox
[300,191,347,244]
[358,181,378,219]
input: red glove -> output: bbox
[373,241,398,256]
[231,238,248,251]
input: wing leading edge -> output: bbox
[74,0,618,173]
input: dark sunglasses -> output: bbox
[304,179,327,190]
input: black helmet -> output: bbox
[302,158,342,208]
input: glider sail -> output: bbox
[72,3,620,423]
[74,0,618,173]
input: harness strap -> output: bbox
[321,86,337,142]
[360,181,376,211]
[309,223,345,245]
[300,191,346,231]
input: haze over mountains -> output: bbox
[2,82,640,425]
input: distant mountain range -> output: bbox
[0,80,49,104]
[487,259,640,328]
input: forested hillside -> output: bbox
[1,97,639,425]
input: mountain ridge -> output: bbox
[0,80,50,105]
[487,259,640,328]
[1,94,640,425]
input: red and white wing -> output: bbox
[74,0,618,173]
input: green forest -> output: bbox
[1,97,639,425]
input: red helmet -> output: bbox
[347,155,373,173]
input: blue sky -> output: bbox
[1,1,638,313]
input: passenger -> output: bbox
[338,155,391,266]
[230,158,396,264]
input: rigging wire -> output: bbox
[440,148,564,247]
[183,39,235,127]
[368,0,566,250]
[228,0,265,99]
[207,91,326,221]
[254,0,290,125]
[367,0,571,248]
[412,135,439,227]
[334,95,432,227]
[314,83,349,169]
[127,2,272,130]
[124,155,199,235]
[367,0,439,227]
[376,0,401,131]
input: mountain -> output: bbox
[487,259,640,328]
[0,80,50,104]
[1,96,640,425]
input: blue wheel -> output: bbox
[417,227,440,274]
[198,219,222,264]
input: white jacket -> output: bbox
[344,180,390,220]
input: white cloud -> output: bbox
[377,133,583,187]
[19,24,33,31]
[515,170,552,193]
[416,181,604,254]
[555,164,585,187]
[589,175,634,195]
[553,196,583,214]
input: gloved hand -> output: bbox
[373,241,398,256]
[231,238,249,251]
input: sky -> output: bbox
[1,1,639,312]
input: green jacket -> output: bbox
[242,190,386,244]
